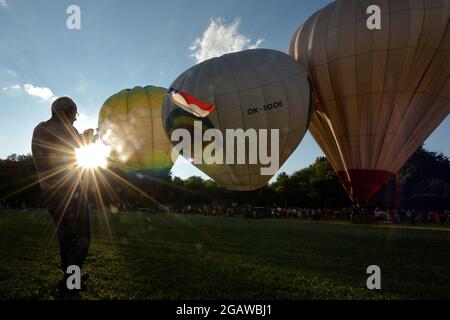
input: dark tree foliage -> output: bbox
[1,146,449,209]
[372,145,450,210]
[0,154,44,208]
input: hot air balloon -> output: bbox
[98,86,173,176]
[289,0,450,203]
[162,49,313,191]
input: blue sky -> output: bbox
[0,0,449,181]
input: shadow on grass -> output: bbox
[1,210,449,299]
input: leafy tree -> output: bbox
[0,146,448,210]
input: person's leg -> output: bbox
[65,192,90,270]
[47,203,78,296]
[56,226,72,273]
[47,202,72,274]
[46,191,89,296]
[54,195,90,295]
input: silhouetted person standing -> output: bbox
[31,97,94,295]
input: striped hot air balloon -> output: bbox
[289,0,450,203]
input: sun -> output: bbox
[75,140,111,169]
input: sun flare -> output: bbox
[75,140,111,169]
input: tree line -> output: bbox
[1,146,449,210]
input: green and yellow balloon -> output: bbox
[98,86,173,176]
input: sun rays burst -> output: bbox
[75,140,110,169]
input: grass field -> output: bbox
[0,209,449,300]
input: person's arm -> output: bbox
[80,128,96,145]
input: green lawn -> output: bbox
[0,209,449,300]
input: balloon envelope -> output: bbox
[162,49,313,191]
[98,86,173,176]
[289,0,450,202]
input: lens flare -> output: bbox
[75,140,111,169]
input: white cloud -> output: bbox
[4,69,17,77]
[2,83,57,102]
[23,84,57,102]
[0,0,7,9]
[189,18,264,64]
[2,85,21,92]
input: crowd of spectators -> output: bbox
[1,199,449,225]
[178,203,450,225]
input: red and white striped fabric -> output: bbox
[168,88,216,118]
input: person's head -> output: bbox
[51,96,78,124]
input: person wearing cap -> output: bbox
[31,96,94,296]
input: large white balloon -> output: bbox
[162,49,312,191]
